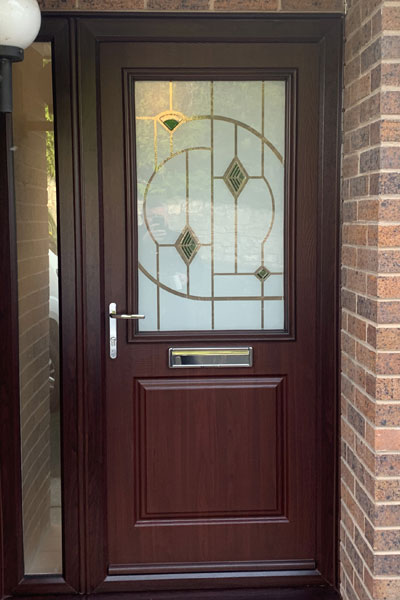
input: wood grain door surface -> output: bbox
[99,35,331,592]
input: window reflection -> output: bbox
[13,42,62,575]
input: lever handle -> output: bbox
[109,302,145,359]
[109,313,145,320]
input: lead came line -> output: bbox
[211,82,215,329]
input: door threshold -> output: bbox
[12,588,341,600]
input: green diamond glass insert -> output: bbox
[175,225,200,265]
[224,158,248,197]
[255,266,271,282]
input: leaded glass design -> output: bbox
[135,81,286,331]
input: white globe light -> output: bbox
[0,0,41,50]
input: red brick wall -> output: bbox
[38,0,344,11]
[341,0,400,599]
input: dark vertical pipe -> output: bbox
[0,111,24,592]
[0,59,13,113]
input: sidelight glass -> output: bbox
[13,43,62,574]
[135,80,286,331]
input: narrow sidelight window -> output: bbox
[13,42,62,575]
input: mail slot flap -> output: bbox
[169,348,253,368]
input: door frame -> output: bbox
[0,13,343,599]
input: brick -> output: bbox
[377,301,400,324]
[382,36,400,60]
[39,0,76,7]
[361,38,381,72]
[375,327,400,349]
[345,55,361,87]
[349,175,369,198]
[378,225,400,247]
[372,120,400,144]
[371,173,400,196]
[375,428,400,451]
[342,330,356,357]
[371,9,382,37]
[379,199,400,221]
[371,64,381,92]
[375,377,400,401]
[343,200,358,223]
[280,0,343,7]
[343,289,357,312]
[343,246,358,268]
[382,91,400,115]
[357,296,377,321]
[215,0,278,7]
[378,251,400,274]
[356,341,376,371]
[357,247,378,271]
[343,155,359,178]
[375,480,400,502]
[360,148,380,173]
[358,199,378,221]
[350,125,370,151]
[360,93,380,123]
[355,388,375,422]
[345,3,361,38]
[344,105,361,133]
[344,224,368,245]
[381,6,400,31]
[346,533,364,574]
[380,148,400,171]
[348,74,371,108]
[373,579,400,599]
[370,528,400,551]
[376,454,400,478]
[355,436,375,472]
[376,352,400,375]
[78,0,144,7]
[348,314,367,340]
[347,404,366,435]
[380,63,400,87]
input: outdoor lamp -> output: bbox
[0,0,41,112]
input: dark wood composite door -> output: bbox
[98,33,334,593]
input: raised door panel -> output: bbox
[135,377,286,523]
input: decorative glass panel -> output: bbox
[135,80,286,331]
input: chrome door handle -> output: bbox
[109,302,145,359]
[110,313,145,320]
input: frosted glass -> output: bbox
[159,247,187,293]
[214,179,235,274]
[173,118,211,155]
[139,270,158,331]
[213,120,234,176]
[172,81,211,116]
[214,275,261,297]
[160,290,212,331]
[237,178,274,273]
[214,81,262,132]
[135,80,286,332]
[214,301,261,330]
[188,150,212,244]
[190,247,212,298]
[263,299,285,330]
[264,81,286,157]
